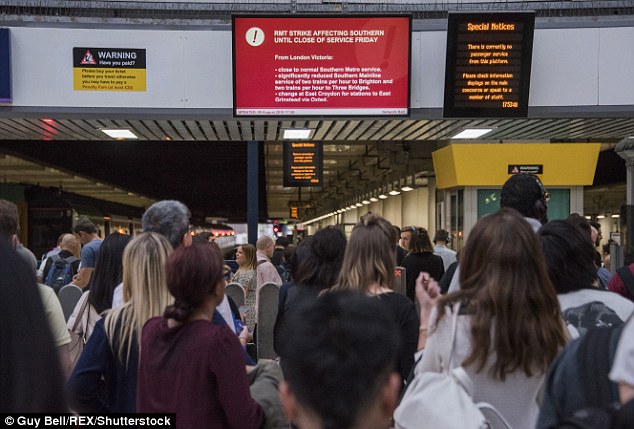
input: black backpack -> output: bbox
[44,254,78,293]
[557,401,634,429]
[550,324,626,429]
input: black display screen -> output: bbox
[443,12,535,118]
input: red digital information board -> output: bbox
[233,15,411,117]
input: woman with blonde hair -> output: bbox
[416,208,567,428]
[330,212,419,385]
[67,232,173,413]
[232,243,257,329]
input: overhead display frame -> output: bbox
[443,12,535,118]
[233,15,411,117]
[283,141,323,187]
[0,28,11,104]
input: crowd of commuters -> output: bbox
[2,171,634,429]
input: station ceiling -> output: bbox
[0,1,632,221]
[0,115,630,221]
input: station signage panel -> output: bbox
[443,12,535,118]
[233,15,411,116]
[73,48,147,92]
[283,142,323,187]
[0,29,11,104]
[508,164,543,175]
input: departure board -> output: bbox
[283,141,323,187]
[443,12,535,118]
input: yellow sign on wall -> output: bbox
[73,48,146,92]
[432,143,600,189]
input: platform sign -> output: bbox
[443,12,535,118]
[0,29,11,104]
[73,48,147,92]
[233,15,411,116]
[508,164,543,175]
[283,141,323,187]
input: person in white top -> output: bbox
[539,219,634,339]
[418,209,567,429]
[432,229,456,271]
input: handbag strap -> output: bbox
[446,300,462,372]
[71,292,90,333]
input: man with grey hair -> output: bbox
[140,200,192,249]
[112,200,191,307]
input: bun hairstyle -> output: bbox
[164,243,225,322]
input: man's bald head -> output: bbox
[256,236,275,257]
[60,233,79,255]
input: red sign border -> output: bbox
[232,14,412,119]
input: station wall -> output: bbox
[6,23,634,110]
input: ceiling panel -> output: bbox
[0,116,631,220]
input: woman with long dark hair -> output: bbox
[67,232,132,343]
[417,209,567,428]
[274,226,347,354]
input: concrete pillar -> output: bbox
[615,136,634,260]
[247,141,259,245]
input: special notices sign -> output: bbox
[73,48,147,92]
[233,15,411,116]
[443,13,535,118]
[283,142,323,187]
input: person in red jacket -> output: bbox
[608,262,634,302]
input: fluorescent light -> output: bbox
[355,202,363,207]
[378,194,388,200]
[584,216,592,219]
[401,185,414,192]
[596,215,606,219]
[283,129,311,139]
[451,128,493,139]
[370,197,378,202]
[349,205,356,210]
[612,214,620,218]
[362,200,370,205]
[101,129,138,139]
[389,190,401,196]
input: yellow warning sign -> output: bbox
[72,47,146,92]
[73,68,146,92]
